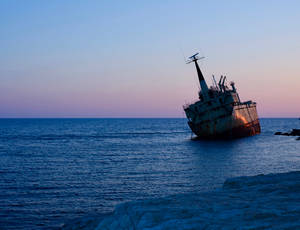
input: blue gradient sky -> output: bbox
[1,0,300,117]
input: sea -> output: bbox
[0,118,299,229]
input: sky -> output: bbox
[1,0,300,118]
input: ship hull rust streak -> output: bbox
[189,119,261,139]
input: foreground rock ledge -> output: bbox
[63,171,300,230]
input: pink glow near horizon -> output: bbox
[0,1,300,118]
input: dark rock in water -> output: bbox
[291,129,300,136]
[296,137,300,141]
[274,129,300,137]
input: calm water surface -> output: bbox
[0,118,299,229]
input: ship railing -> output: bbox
[183,99,200,109]
[233,101,256,107]
[183,103,191,110]
[183,105,188,109]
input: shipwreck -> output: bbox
[183,53,261,138]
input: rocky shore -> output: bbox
[63,171,300,230]
[275,129,300,140]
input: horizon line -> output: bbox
[0,117,298,119]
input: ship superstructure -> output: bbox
[183,53,261,138]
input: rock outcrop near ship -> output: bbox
[275,129,300,140]
[63,171,300,230]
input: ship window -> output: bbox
[219,98,223,103]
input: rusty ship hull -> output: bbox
[183,53,260,139]
[187,103,261,139]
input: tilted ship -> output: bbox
[183,53,261,138]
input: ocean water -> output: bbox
[0,118,299,229]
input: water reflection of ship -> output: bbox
[183,53,261,139]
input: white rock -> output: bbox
[63,171,300,230]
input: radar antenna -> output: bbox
[186,53,205,64]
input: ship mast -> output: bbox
[187,53,209,100]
